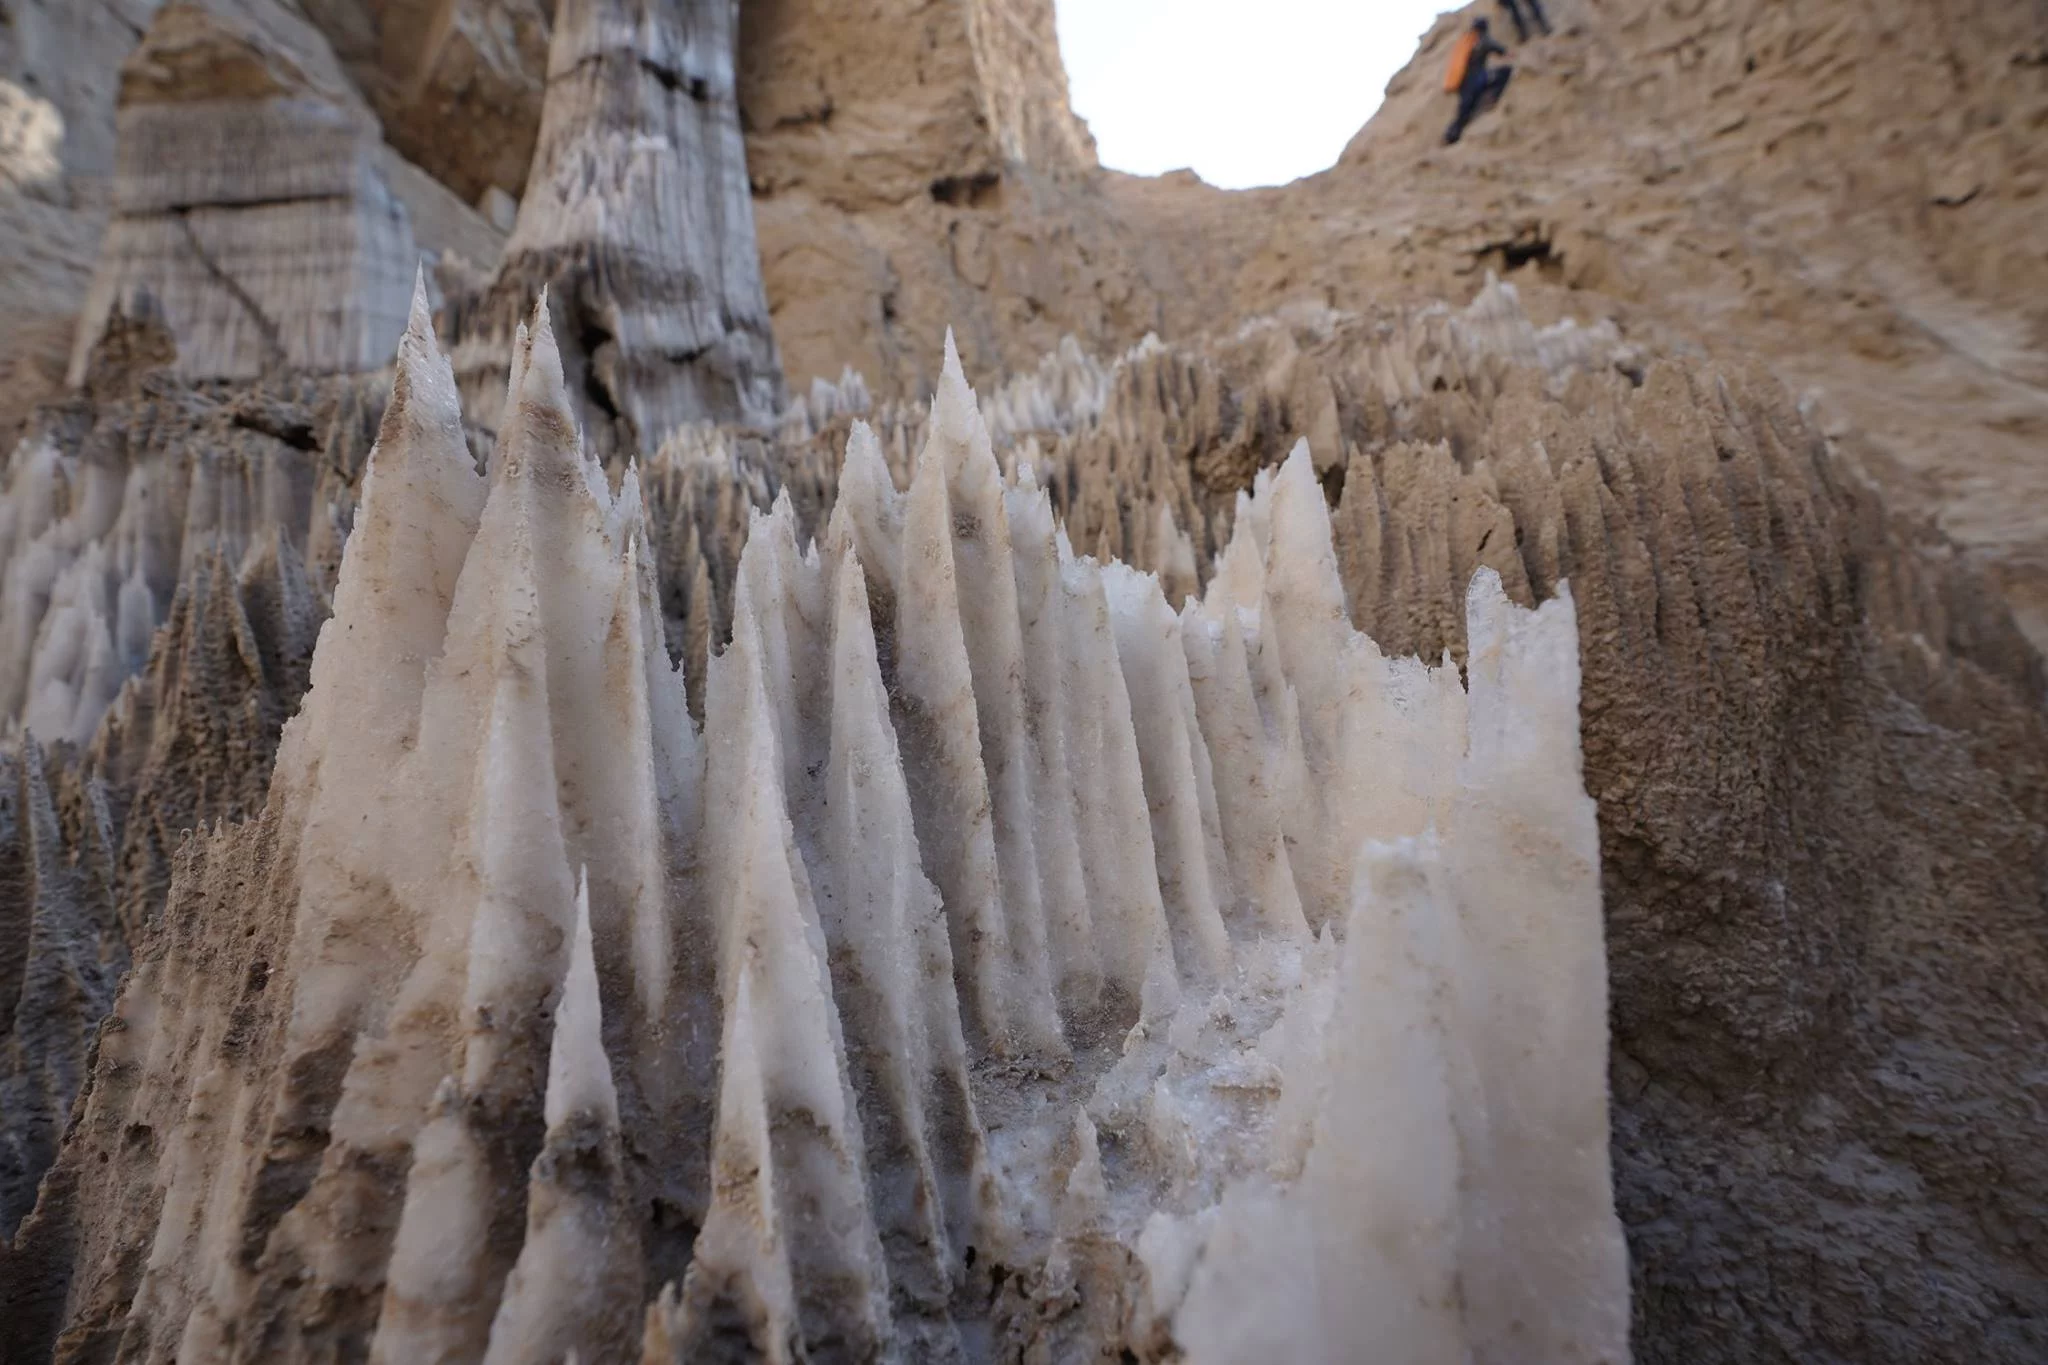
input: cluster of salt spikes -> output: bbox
[763,331,1114,462]
[0,438,159,744]
[168,278,1624,1363]
[0,389,332,747]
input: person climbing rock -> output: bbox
[1498,0,1553,43]
[1444,18,1512,146]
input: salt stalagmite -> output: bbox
[1,298,1628,1364]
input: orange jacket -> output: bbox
[1445,30,1480,92]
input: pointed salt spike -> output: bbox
[546,868,618,1131]
[605,535,673,1020]
[822,541,990,1307]
[894,451,1043,1054]
[1172,836,1470,1362]
[385,284,462,448]
[507,319,532,409]
[845,419,890,491]
[933,328,979,445]
[261,257,486,1067]
[521,289,571,418]
[1103,565,1231,981]
[925,397,1065,1055]
[617,463,644,535]
[367,1078,500,1365]
[1180,599,1309,941]
[1057,555,1179,1021]
[1064,1107,1110,1223]
[484,941,643,1365]
[825,420,900,579]
[458,582,576,1094]
[701,596,892,1352]
[1006,477,1100,1013]
[1447,568,1625,1361]
[679,971,798,1354]
[405,262,434,348]
[1268,439,1349,626]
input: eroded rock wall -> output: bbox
[1108,0,2048,647]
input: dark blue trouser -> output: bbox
[1499,0,1551,42]
[1445,67,1513,144]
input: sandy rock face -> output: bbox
[303,0,552,205]
[1106,0,2048,647]
[737,0,1183,401]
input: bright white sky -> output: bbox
[1055,0,1453,189]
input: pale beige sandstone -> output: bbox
[1100,0,2048,649]
[737,0,1183,400]
[301,0,553,203]
[739,0,2048,652]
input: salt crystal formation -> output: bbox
[0,284,1627,1362]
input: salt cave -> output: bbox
[2,279,1628,1363]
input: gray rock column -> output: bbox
[451,0,784,456]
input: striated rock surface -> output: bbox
[1,0,2045,1357]
[0,737,125,1239]
[1028,293,2048,1365]
[618,280,2048,1363]
[2,260,2044,1361]
[65,2,423,385]
[0,319,383,1241]
[1,298,1628,1363]
[447,0,784,453]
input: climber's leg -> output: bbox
[1498,0,1533,43]
[1528,0,1554,35]
[1481,66,1514,113]
[1445,81,1484,144]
